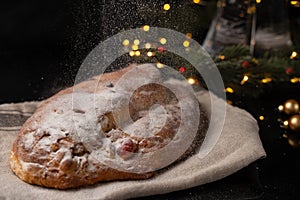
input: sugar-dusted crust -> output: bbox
[10,64,208,189]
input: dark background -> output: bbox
[1,1,300,199]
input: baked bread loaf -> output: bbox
[10,64,208,189]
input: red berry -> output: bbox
[158,46,165,52]
[179,66,186,73]
[285,67,294,75]
[241,61,250,68]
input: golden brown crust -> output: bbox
[10,64,207,189]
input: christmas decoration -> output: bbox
[289,115,300,132]
[241,61,251,68]
[282,99,300,115]
[179,66,186,73]
[278,99,300,147]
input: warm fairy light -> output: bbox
[251,58,259,65]
[193,0,201,3]
[225,87,234,93]
[133,39,140,45]
[187,78,196,85]
[247,5,256,14]
[256,0,261,3]
[160,38,167,44]
[284,120,289,126]
[218,55,225,60]
[183,40,190,47]
[261,78,272,83]
[186,33,192,39]
[132,45,139,51]
[145,43,151,49]
[156,62,164,68]
[290,51,298,59]
[129,51,135,57]
[135,51,141,56]
[290,77,300,83]
[291,1,298,6]
[122,39,130,46]
[163,4,171,11]
[143,25,150,31]
[278,105,284,111]
[147,52,154,57]
[259,116,265,121]
[240,75,249,85]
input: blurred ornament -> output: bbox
[282,99,299,115]
[289,115,300,132]
[283,133,300,148]
[288,138,300,148]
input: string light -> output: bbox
[186,33,192,39]
[290,51,298,59]
[261,77,272,83]
[240,75,249,85]
[147,52,154,57]
[132,45,139,51]
[247,5,256,14]
[142,25,150,32]
[284,120,289,126]
[163,4,171,11]
[251,58,259,65]
[129,51,135,57]
[291,0,299,6]
[187,78,196,85]
[160,38,167,44]
[290,77,300,83]
[218,55,225,60]
[135,51,141,56]
[225,87,234,93]
[133,39,140,45]
[156,62,164,68]
[278,105,284,111]
[259,116,265,121]
[256,0,261,3]
[122,39,129,46]
[183,40,190,47]
[145,43,151,49]
[193,0,201,3]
